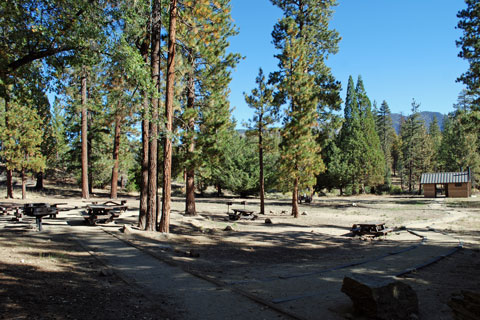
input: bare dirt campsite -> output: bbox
[1,184,480,320]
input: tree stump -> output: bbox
[341,275,419,320]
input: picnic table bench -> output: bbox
[298,195,312,204]
[0,203,22,217]
[83,200,127,225]
[229,208,257,221]
[351,222,393,237]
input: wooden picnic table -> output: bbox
[351,222,392,237]
[229,208,257,221]
[83,201,127,225]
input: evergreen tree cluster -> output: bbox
[0,0,479,229]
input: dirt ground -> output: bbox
[1,183,480,319]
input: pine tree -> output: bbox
[428,116,442,171]
[417,125,434,193]
[115,0,154,229]
[456,1,480,134]
[245,68,275,215]
[324,140,350,195]
[1,1,112,198]
[178,0,240,216]
[400,99,425,192]
[80,66,89,199]
[376,101,394,165]
[50,98,70,172]
[337,76,365,194]
[356,76,384,191]
[0,0,111,79]
[0,101,45,199]
[390,131,402,177]
[196,89,236,196]
[438,112,480,176]
[375,100,395,190]
[271,0,340,217]
[457,0,480,105]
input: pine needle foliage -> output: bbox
[270,0,340,217]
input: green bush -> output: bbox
[390,186,403,195]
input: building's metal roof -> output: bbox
[420,172,471,184]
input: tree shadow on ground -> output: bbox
[0,229,171,320]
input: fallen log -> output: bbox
[341,275,419,320]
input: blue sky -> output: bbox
[227,0,468,128]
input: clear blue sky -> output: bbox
[227,0,468,128]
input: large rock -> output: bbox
[121,224,134,235]
[341,275,419,320]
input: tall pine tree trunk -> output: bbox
[159,0,177,233]
[21,168,26,200]
[110,113,121,199]
[6,170,13,198]
[88,131,93,195]
[4,91,13,198]
[185,52,196,216]
[185,167,195,215]
[292,177,299,218]
[138,36,150,229]
[146,0,161,231]
[35,172,44,190]
[81,67,89,199]
[259,120,265,215]
[139,90,149,229]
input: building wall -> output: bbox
[447,183,470,198]
[424,184,436,198]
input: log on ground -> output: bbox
[341,275,419,320]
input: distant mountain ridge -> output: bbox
[237,111,445,135]
[391,111,445,134]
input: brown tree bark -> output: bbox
[87,130,93,195]
[138,32,150,229]
[110,113,122,199]
[159,0,178,233]
[139,91,150,229]
[81,67,89,199]
[146,0,161,231]
[185,52,196,216]
[3,86,14,199]
[6,170,13,198]
[35,172,44,190]
[21,168,26,200]
[292,177,299,218]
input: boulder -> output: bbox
[265,218,273,224]
[341,275,419,320]
[121,224,133,235]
